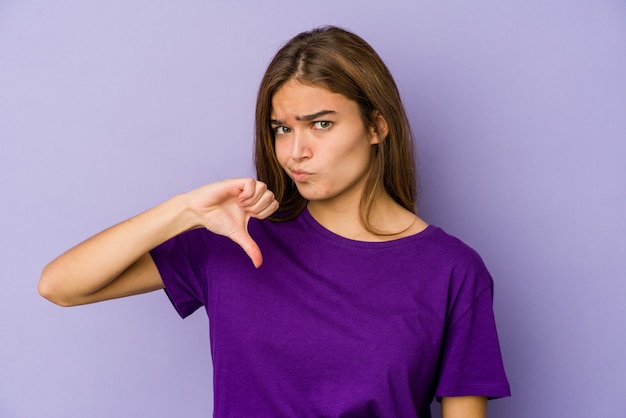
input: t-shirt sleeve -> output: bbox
[435,251,511,399]
[149,229,210,319]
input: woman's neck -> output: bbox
[307,193,427,242]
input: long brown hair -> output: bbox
[255,26,417,231]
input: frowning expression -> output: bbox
[271,80,380,206]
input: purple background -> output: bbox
[1,1,625,417]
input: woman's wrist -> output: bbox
[158,193,205,236]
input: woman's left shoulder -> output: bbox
[415,226,494,289]
[417,225,486,263]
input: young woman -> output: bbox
[39,26,510,417]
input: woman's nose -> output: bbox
[290,131,312,161]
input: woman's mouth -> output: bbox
[291,169,311,182]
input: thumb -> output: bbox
[229,229,263,268]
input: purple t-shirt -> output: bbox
[150,208,510,417]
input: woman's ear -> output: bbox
[369,110,389,144]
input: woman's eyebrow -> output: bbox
[270,110,337,125]
[296,110,336,121]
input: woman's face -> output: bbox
[271,80,379,207]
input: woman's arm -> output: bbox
[441,396,487,418]
[39,178,278,306]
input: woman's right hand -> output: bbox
[39,178,279,306]
[185,178,279,267]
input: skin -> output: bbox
[39,81,486,417]
[38,179,279,306]
[442,396,488,418]
[271,79,427,241]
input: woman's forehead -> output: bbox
[270,80,356,120]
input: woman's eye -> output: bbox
[313,121,332,130]
[274,126,291,135]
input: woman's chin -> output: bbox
[294,183,333,202]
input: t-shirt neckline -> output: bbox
[300,206,436,249]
